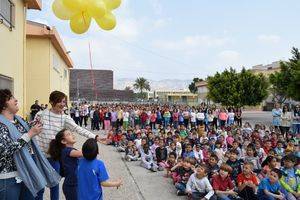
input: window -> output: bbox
[64,69,68,79]
[0,0,15,30]
[0,74,13,91]
[52,54,60,73]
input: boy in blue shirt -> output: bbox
[257,168,286,200]
[78,139,122,200]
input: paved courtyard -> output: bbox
[44,111,272,200]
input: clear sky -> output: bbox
[28,0,300,80]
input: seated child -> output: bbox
[279,155,300,200]
[182,143,195,159]
[237,162,259,200]
[244,144,261,173]
[207,154,220,180]
[125,140,139,161]
[48,129,82,200]
[259,156,278,180]
[257,168,286,200]
[164,152,177,178]
[116,133,128,152]
[186,164,214,200]
[226,149,242,181]
[140,144,158,172]
[78,139,122,200]
[193,143,204,163]
[212,164,238,200]
[155,139,168,171]
[172,157,196,196]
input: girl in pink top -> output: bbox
[219,108,228,127]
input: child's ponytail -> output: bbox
[48,129,67,161]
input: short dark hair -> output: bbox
[271,168,282,179]
[82,138,98,160]
[282,154,296,163]
[49,91,67,106]
[0,89,13,113]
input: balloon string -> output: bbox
[82,11,98,100]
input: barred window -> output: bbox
[0,0,15,30]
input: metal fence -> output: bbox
[0,0,15,29]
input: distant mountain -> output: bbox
[115,78,192,91]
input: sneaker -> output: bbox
[150,166,157,172]
[176,190,185,196]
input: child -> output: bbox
[193,144,204,163]
[48,129,82,200]
[164,152,177,178]
[212,164,238,200]
[186,164,215,200]
[257,168,285,200]
[244,144,261,173]
[279,155,300,200]
[237,162,259,200]
[226,149,242,181]
[140,144,158,172]
[125,140,139,161]
[207,154,220,179]
[116,134,128,152]
[155,139,168,170]
[182,143,195,159]
[259,156,278,180]
[78,138,122,200]
[172,158,195,196]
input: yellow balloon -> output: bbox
[70,12,91,34]
[52,0,75,20]
[87,0,107,18]
[95,11,116,30]
[63,0,87,12]
[103,0,121,10]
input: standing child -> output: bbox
[186,164,215,200]
[78,139,122,200]
[257,168,286,200]
[48,129,82,200]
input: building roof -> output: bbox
[25,0,42,10]
[26,20,73,68]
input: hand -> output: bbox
[116,178,123,188]
[277,194,284,200]
[229,190,238,196]
[186,190,192,195]
[96,135,107,144]
[28,123,43,138]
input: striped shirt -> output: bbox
[35,110,96,157]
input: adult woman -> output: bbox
[272,103,282,131]
[0,89,60,199]
[280,105,291,136]
[292,105,300,134]
[34,91,103,200]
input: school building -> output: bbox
[0,0,73,118]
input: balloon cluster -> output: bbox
[52,0,121,34]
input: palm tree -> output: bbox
[133,77,150,98]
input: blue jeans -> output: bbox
[0,177,34,200]
[216,194,232,200]
[293,124,300,134]
[35,158,60,200]
[175,182,186,193]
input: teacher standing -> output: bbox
[0,89,60,200]
[34,91,104,200]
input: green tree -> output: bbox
[207,67,269,107]
[133,77,150,99]
[188,78,203,93]
[269,47,300,102]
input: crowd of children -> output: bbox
[98,103,300,200]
